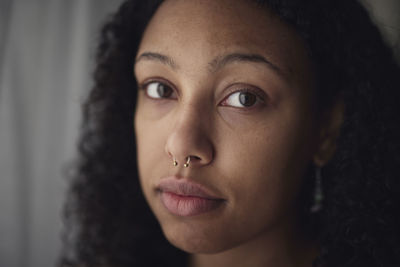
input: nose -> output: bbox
[165,104,214,168]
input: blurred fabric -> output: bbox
[360,0,400,59]
[0,1,398,267]
[0,1,123,267]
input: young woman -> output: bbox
[60,0,400,266]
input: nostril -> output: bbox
[183,155,201,167]
[183,155,201,168]
[190,155,201,161]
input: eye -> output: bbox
[142,81,175,99]
[222,90,261,108]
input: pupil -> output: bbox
[157,84,171,97]
[239,92,256,106]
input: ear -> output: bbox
[313,99,345,167]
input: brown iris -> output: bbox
[239,92,257,107]
[156,83,173,98]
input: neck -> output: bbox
[188,219,318,267]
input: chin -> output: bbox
[166,234,230,254]
[160,220,238,254]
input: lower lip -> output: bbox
[160,192,223,216]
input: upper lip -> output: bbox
[157,176,224,200]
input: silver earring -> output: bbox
[183,156,191,168]
[310,166,323,213]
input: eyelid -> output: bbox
[219,85,267,108]
[138,78,178,99]
[137,78,267,108]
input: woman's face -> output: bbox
[134,0,318,253]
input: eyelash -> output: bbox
[138,80,266,108]
[138,78,177,99]
[220,87,266,109]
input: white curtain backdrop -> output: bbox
[0,1,122,267]
[0,1,398,267]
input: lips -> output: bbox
[157,177,225,216]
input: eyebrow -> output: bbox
[209,53,282,74]
[135,51,283,75]
[135,52,179,70]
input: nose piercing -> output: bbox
[172,156,191,167]
[183,156,191,168]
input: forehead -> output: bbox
[145,0,277,44]
[137,0,312,87]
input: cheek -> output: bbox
[219,109,314,223]
[134,110,166,197]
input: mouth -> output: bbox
[156,177,226,217]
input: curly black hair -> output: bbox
[59,0,400,266]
